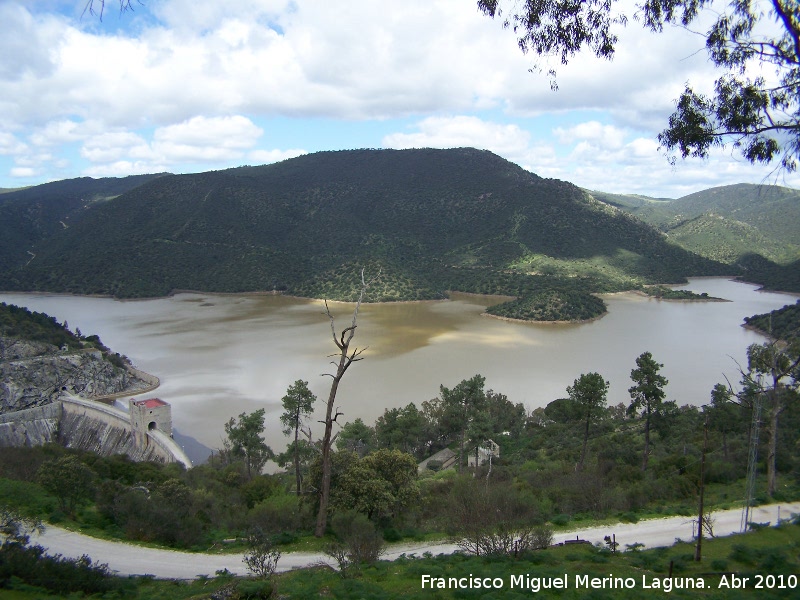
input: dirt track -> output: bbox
[32,502,800,579]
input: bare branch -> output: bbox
[83,0,139,21]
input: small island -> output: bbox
[640,286,726,301]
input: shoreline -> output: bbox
[1,278,792,326]
[481,310,609,325]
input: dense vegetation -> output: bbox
[744,300,800,342]
[641,286,716,300]
[0,149,733,321]
[596,183,800,292]
[0,303,80,350]
[0,174,164,274]
[0,302,128,369]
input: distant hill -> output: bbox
[0,174,167,273]
[594,183,800,291]
[0,149,732,320]
[584,190,673,210]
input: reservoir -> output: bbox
[0,278,795,457]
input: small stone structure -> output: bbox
[130,397,173,447]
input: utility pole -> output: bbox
[695,415,709,561]
[741,393,763,532]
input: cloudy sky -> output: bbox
[1,0,797,197]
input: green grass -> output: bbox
[269,522,800,598]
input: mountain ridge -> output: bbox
[0,148,767,320]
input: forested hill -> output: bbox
[0,173,167,274]
[594,183,800,292]
[0,149,730,320]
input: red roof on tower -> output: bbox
[134,398,167,409]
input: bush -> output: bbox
[382,527,402,542]
[242,528,281,579]
[247,494,310,536]
[324,510,385,576]
[236,578,274,599]
[729,544,757,565]
[0,541,133,596]
[711,559,728,571]
[426,460,443,472]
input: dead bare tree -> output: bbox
[314,270,369,538]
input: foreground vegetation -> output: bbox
[1,299,798,597]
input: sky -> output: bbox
[1,0,798,198]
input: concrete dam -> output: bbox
[0,394,192,469]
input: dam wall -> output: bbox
[0,402,61,447]
[0,396,191,469]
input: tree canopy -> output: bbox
[628,351,669,471]
[478,0,800,172]
[223,409,273,480]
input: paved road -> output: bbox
[31,502,800,579]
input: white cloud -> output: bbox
[1,0,797,195]
[247,148,307,164]
[0,132,27,156]
[152,115,264,162]
[83,160,170,178]
[81,131,152,163]
[383,115,561,179]
[31,119,105,147]
[10,166,39,178]
[554,122,627,149]
[384,116,532,156]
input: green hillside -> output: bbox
[744,300,800,342]
[584,189,672,209]
[0,149,731,320]
[601,184,800,288]
[0,173,166,273]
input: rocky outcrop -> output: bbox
[0,344,152,413]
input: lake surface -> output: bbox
[1,278,796,459]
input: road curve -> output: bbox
[31,502,800,579]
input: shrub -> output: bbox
[236,578,274,599]
[324,510,385,576]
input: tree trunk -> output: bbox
[314,272,368,537]
[767,395,783,497]
[578,413,590,471]
[641,406,651,471]
[315,374,342,537]
[293,421,302,495]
